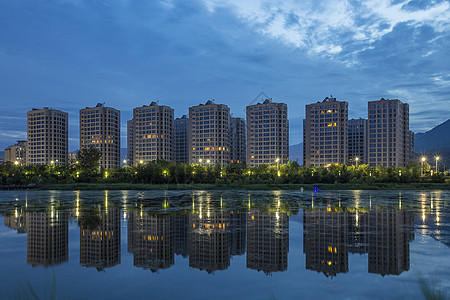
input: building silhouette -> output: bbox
[175,115,189,163]
[246,99,289,168]
[26,211,68,266]
[230,117,246,165]
[188,100,231,166]
[172,214,189,257]
[247,210,289,273]
[303,97,348,167]
[26,107,68,165]
[80,103,121,169]
[4,140,27,165]
[348,118,368,165]
[80,208,121,270]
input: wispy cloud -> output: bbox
[199,0,450,57]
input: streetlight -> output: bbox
[14,161,19,165]
[355,157,359,167]
[276,157,280,171]
[206,159,211,164]
[435,156,440,173]
[421,156,426,177]
[199,159,203,164]
[139,160,143,164]
[123,159,127,165]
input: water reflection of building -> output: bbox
[26,211,68,266]
[303,210,348,277]
[247,211,289,273]
[230,211,246,256]
[189,211,231,272]
[368,210,414,276]
[4,209,27,233]
[80,208,121,270]
[348,212,368,254]
[128,211,174,271]
[172,214,189,257]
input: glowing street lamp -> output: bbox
[123,159,127,165]
[139,160,143,164]
[14,161,19,165]
[435,156,440,173]
[421,156,426,176]
[206,159,211,164]
[275,157,280,173]
[355,157,359,167]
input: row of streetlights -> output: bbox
[421,156,441,176]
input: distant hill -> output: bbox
[415,119,450,171]
[415,118,450,153]
[289,143,303,165]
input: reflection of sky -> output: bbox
[0,190,449,299]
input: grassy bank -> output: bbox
[38,182,450,191]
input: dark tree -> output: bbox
[77,147,102,171]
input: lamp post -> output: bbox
[275,158,280,177]
[421,157,426,177]
[355,157,359,167]
[435,156,440,173]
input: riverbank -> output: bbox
[37,182,450,190]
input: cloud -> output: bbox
[199,0,450,57]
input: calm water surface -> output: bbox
[0,190,449,299]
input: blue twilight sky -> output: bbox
[0,0,450,151]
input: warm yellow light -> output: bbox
[355,157,359,161]
[421,157,426,162]
[123,159,127,164]
[327,261,332,266]
[436,156,440,161]
[139,160,143,164]
[206,159,211,164]
[276,158,280,162]
[14,161,19,165]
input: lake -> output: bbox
[0,190,449,299]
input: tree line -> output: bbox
[0,148,445,185]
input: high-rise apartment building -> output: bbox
[230,117,246,164]
[127,119,134,165]
[80,103,120,169]
[175,115,189,163]
[188,100,231,166]
[367,98,413,167]
[348,118,368,165]
[303,97,348,167]
[26,108,68,165]
[132,102,174,165]
[246,99,289,168]
[4,140,27,165]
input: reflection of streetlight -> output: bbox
[435,156,440,173]
[421,156,426,176]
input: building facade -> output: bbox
[230,117,246,164]
[175,115,189,163]
[246,99,289,168]
[4,140,27,165]
[367,98,412,167]
[132,102,174,165]
[127,119,134,165]
[303,97,348,167]
[188,100,231,166]
[80,103,120,169]
[26,108,68,165]
[348,118,368,165]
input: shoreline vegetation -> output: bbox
[38,182,450,191]
[1,149,448,191]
